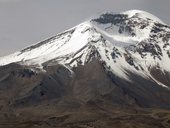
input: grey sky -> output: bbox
[0,0,169,57]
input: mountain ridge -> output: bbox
[0,10,166,65]
[0,10,170,88]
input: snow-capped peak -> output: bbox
[122,10,164,24]
[0,10,170,88]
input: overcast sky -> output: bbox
[0,0,170,57]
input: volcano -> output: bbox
[0,10,170,128]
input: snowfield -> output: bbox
[0,10,170,88]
